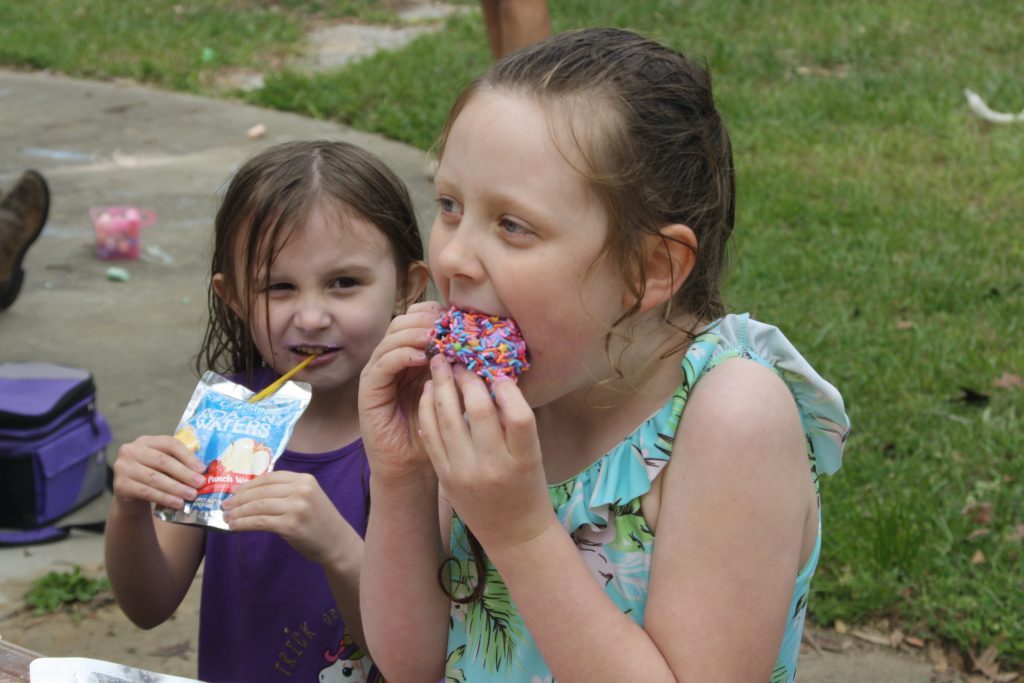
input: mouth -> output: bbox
[287,344,341,363]
[447,301,509,319]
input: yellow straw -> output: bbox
[248,354,318,403]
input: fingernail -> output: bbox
[192,474,206,487]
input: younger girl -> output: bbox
[359,29,850,683]
[106,140,428,683]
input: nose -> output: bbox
[431,221,484,284]
[292,293,331,332]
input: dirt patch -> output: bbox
[0,588,957,683]
[4,576,1012,683]
[0,576,201,678]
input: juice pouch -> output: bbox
[154,370,312,531]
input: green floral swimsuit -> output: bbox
[445,313,850,683]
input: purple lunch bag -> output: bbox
[0,362,112,544]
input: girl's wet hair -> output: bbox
[439,27,735,334]
[196,140,424,379]
[435,27,735,604]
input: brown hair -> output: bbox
[440,27,734,334]
[435,27,735,603]
[196,140,424,379]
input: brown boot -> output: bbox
[0,170,49,310]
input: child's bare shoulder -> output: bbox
[674,356,806,474]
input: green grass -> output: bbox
[0,0,412,91]
[3,0,1022,667]
[24,566,110,615]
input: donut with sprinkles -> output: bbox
[426,307,529,389]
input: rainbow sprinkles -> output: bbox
[427,306,530,389]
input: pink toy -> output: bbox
[89,206,156,260]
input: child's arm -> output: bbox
[220,471,369,654]
[358,302,451,681]
[104,435,208,629]
[422,356,815,682]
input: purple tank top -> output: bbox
[197,369,378,682]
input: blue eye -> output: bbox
[437,196,462,216]
[499,218,529,236]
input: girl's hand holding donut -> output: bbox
[359,300,445,483]
[419,355,556,553]
[110,435,207,514]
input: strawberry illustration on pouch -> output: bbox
[198,438,273,496]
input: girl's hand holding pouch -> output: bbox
[222,470,354,565]
[111,435,207,513]
[419,356,556,553]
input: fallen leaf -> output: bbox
[246,123,267,140]
[814,631,853,653]
[834,619,849,634]
[967,527,992,541]
[802,629,824,657]
[963,502,994,525]
[948,648,967,672]
[929,641,949,672]
[970,645,1000,678]
[795,63,850,78]
[906,635,925,648]
[852,628,892,646]
[971,549,986,564]
[896,319,914,330]
[992,373,1024,390]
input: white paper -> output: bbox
[30,657,204,683]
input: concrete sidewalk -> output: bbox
[0,69,940,682]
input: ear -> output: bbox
[636,224,698,314]
[394,261,431,314]
[212,273,243,318]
